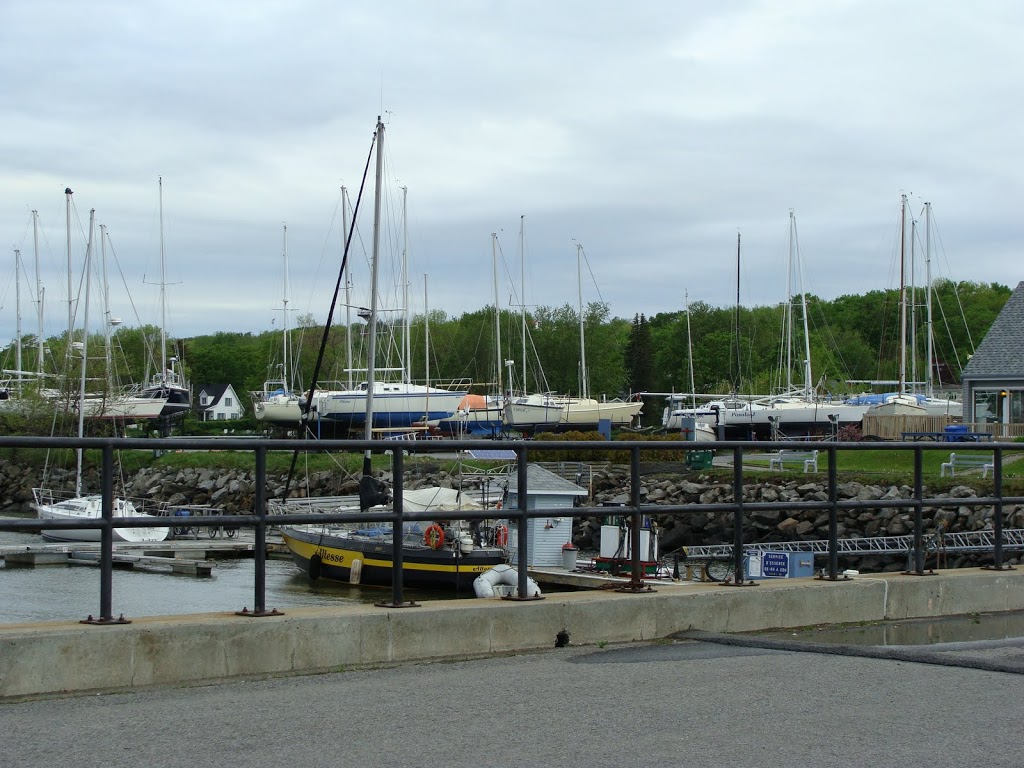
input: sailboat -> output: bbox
[32,208,169,543]
[713,213,869,438]
[545,242,643,430]
[433,232,506,437]
[253,224,306,426]
[502,218,580,435]
[278,117,506,588]
[139,177,191,419]
[311,185,466,434]
[857,197,961,418]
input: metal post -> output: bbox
[377,447,417,607]
[83,442,129,624]
[904,446,934,576]
[617,445,654,593]
[237,445,282,616]
[819,445,843,581]
[722,445,756,586]
[505,444,542,601]
[984,446,1013,572]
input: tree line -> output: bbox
[2,279,1010,430]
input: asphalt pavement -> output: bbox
[2,634,1022,768]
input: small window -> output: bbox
[225,397,233,407]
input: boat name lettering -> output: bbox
[315,548,345,565]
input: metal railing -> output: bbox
[1,436,1023,624]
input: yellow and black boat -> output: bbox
[277,487,509,591]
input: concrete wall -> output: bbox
[3,568,1024,700]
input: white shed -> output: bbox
[505,464,587,567]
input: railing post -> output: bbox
[82,442,129,625]
[818,445,843,581]
[237,444,282,617]
[722,444,756,586]
[377,446,417,607]
[984,445,1013,572]
[505,443,542,601]
[617,445,654,593]
[903,445,933,576]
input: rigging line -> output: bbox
[282,123,377,500]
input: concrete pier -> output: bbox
[2,567,1024,700]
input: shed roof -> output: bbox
[508,463,588,497]
[961,281,1024,380]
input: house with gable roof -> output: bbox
[195,383,245,421]
[960,281,1024,435]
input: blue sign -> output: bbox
[761,552,790,577]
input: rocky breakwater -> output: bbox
[577,466,1024,571]
[0,459,459,517]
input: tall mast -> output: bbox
[924,201,935,395]
[576,241,587,399]
[401,185,410,382]
[898,194,908,394]
[13,249,22,383]
[282,223,290,393]
[491,232,503,395]
[341,186,353,390]
[733,230,741,392]
[792,211,812,396]
[158,177,167,380]
[362,116,384,462]
[785,213,795,392]
[520,215,526,394]
[909,215,918,393]
[100,224,114,395]
[423,273,430,420]
[32,209,44,377]
[75,209,96,496]
[685,290,695,409]
[65,188,73,342]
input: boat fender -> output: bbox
[473,563,542,598]
[494,524,508,548]
[424,524,445,550]
[308,554,322,581]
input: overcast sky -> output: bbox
[1,0,1022,351]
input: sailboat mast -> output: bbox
[910,215,918,393]
[401,186,410,382]
[733,231,741,392]
[423,274,430,419]
[362,116,384,455]
[32,209,44,377]
[282,224,290,393]
[100,225,114,395]
[685,290,695,410]
[924,201,935,395]
[520,215,526,395]
[576,241,587,399]
[785,211,795,392]
[898,194,908,394]
[13,249,22,383]
[65,188,73,343]
[158,177,167,381]
[491,233,503,395]
[342,186,353,390]
[792,211,813,395]
[76,209,96,496]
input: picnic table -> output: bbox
[901,431,993,443]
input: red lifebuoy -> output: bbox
[424,524,445,550]
[494,524,508,548]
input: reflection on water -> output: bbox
[0,531,472,624]
[757,611,1024,647]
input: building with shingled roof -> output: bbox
[960,281,1024,434]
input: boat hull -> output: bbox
[280,526,506,590]
[314,386,466,430]
[32,492,170,543]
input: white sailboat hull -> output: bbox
[315,383,466,429]
[32,490,169,543]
